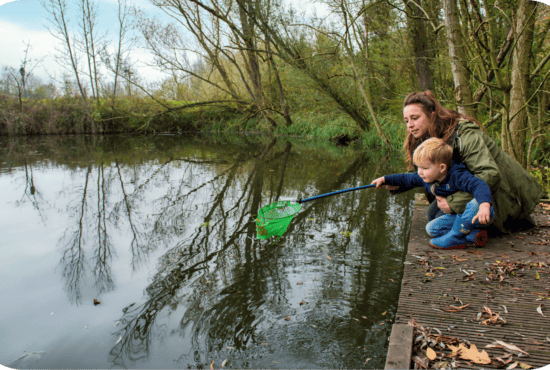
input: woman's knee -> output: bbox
[426,200,444,221]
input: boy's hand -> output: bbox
[472,202,492,225]
[371,177,386,189]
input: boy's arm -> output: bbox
[454,170,493,205]
[384,173,425,191]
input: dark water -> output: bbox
[0,134,414,369]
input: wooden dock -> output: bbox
[387,195,550,369]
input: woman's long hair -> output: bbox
[403,90,481,169]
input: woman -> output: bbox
[388,90,543,235]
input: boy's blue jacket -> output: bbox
[384,162,492,205]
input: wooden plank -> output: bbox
[385,324,414,369]
[392,195,550,369]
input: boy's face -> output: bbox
[416,160,447,183]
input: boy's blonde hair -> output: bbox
[413,138,453,168]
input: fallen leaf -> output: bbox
[210,359,214,370]
[93,299,101,306]
[364,358,371,364]
[494,356,514,367]
[427,347,437,361]
[536,271,541,280]
[468,250,483,255]
[537,304,546,317]
[296,282,303,285]
[519,363,533,369]
[489,340,529,356]
[448,343,491,364]
[285,316,291,320]
[442,303,471,312]
[412,355,429,369]
[388,279,395,282]
[327,255,332,260]
[226,347,234,350]
[382,311,387,315]
[221,358,228,368]
[507,362,519,369]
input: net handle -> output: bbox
[298,184,376,204]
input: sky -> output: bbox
[1,0,549,87]
[0,0,172,85]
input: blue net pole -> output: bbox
[298,184,376,204]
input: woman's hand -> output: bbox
[472,202,492,225]
[371,177,399,191]
[371,177,386,189]
[436,196,452,214]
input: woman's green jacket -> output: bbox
[447,120,543,232]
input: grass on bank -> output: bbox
[0,95,406,150]
[2,95,549,194]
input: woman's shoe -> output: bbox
[466,229,488,247]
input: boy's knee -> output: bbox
[465,199,480,211]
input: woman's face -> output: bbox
[404,104,431,139]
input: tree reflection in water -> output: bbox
[3,134,413,368]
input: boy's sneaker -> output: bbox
[429,218,467,250]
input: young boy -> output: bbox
[371,138,494,250]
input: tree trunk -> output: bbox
[237,0,262,99]
[267,41,292,126]
[406,0,435,91]
[509,0,537,167]
[443,0,477,119]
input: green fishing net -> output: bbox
[256,201,301,239]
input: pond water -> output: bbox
[0,134,414,369]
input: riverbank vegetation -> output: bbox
[1,0,549,168]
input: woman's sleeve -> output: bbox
[447,128,501,213]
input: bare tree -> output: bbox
[101,0,136,105]
[509,0,538,167]
[337,0,391,147]
[443,0,477,119]
[4,41,42,112]
[42,0,94,130]
[403,0,437,91]
[78,0,102,108]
